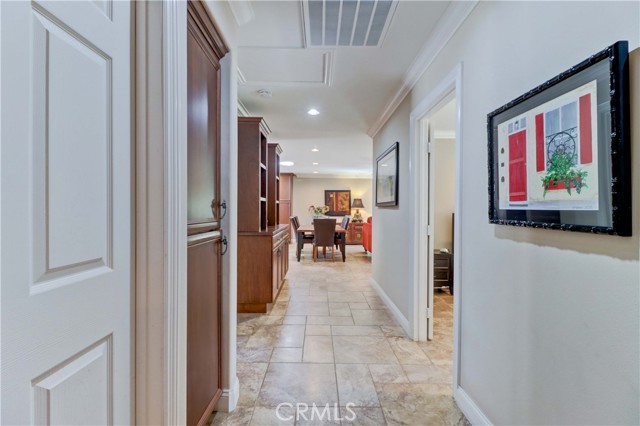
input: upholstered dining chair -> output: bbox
[290,216,313,248]
[313,218,337,262]
[335,216,350,249]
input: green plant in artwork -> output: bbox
[541,151,588,197]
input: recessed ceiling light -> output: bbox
[307,108,320,116]
[381,163,388,167]
[311,148,319,152]
[312,162,319,165]
[280,161,294,166]
[313,171,319,174]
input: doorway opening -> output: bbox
[410,64,463,394]
[425,97,457,343]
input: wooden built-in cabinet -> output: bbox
[279,173,295,242]
[186,1,227,424]
[267,143,282,227]
[237,117,268,232]
[237,117,289,313]
[346,222,364,245]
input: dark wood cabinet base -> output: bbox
[237,225,289,313]
[346,222,364,245]
[238,302,276,314]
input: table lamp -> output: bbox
[351,198,364,222]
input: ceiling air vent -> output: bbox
[303,0,398,47]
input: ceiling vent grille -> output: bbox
[303,0,398,47]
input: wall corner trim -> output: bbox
[163,0,188,423]
[367,0,478,138]
[454,387,493,426]
[369,278,411,337]
[227,0,255,27]
[215,375,240,413]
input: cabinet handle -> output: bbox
[221,236,228,256]
[219,200,227,220]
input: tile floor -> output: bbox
[211,245,467,425]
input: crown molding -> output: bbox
[237,99,251,117]
[367,0,478,138]
[236,66,247,84]
[227,0,254,27]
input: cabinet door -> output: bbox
[187,233,222,426]
[273,247,279,299]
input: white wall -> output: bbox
[433,138,455,251]
[372,97,412,317]
[373,1,639,424]
[292,177,372,226]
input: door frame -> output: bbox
[135,1,188,424]
[409,63,463,389]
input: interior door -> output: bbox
[186,2,228,425]
[1,1,132,424]
[426,123,436,340]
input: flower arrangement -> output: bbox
[308,205,329,217]
[541,151,588,197]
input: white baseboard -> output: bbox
[369,278,411,337]
[454,386,492,425]
[215,375,240,413]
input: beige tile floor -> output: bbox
[211,245,467,426]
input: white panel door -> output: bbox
[1,1,132,424]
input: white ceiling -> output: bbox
[236,0,451,178]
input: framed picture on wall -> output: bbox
[376,142,399,207]
[324,190,351,216]
[487,41,631,236]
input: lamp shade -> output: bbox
[351,198,364,209]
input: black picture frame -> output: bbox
[324,190,351,216]
[376,142,399,207]
[487,41,631,236]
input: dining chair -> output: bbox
[291,216,313,247]
[313,218,337,262]
[335,216,350,249]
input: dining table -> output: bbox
[296,224,347,262]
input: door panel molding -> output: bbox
[32,335,113,425]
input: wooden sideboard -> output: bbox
[238,225,289,312]
[346,222,364,245]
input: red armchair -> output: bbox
[362,217,372,253]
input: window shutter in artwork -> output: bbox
[579,94,593,164]
[535,113,545,171]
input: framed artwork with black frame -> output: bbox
[376,142,399,207]
[487,41,631,236]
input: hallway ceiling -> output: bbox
[235,0,451,178]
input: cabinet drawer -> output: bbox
[434,257,449,268]
[434,269,449,281]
